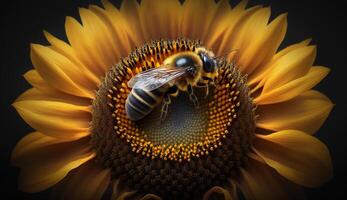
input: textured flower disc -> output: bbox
[11,0,334,199]
[91,38,255,199]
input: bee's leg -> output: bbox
[160,94,171,123]
[167,85,179,97]
[196,82,209,97]
[187,85,199,109]
[204,84,209,97]
[210,80,216,87]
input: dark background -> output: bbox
[1,0,346,199]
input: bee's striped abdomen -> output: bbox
[125,88,164,121]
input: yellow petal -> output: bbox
[112,179,136,200]
[24,70,55,93]
[16,87,91,106]
[14,136,94,193]
[203,0,232,51]
[254,130,333,187]
[79,7,119,68]
[11,132,71,166]
[203,186,233,200]
[13,88,91,140]
[239,13,288,76]
[116,192,137,200]
[271,39,312,60]
[217,4,263,58]
[89,2,133,57]
[254,66,329,104]
[139,0,182,39]
[43,31,81,66]
[22,74,92,106]
[53,160,110,200]
[65,16,110,76]
[262,45,316,93]
[140,194,162,200]
[112,179,121,199]
[206,0,249,53]
[237,155,304,200]
[119,0,145,45]
[181,0,217,40]
[43,31,100,86]
[30,44,95,99]
[248,39,312,87]
[237,7,271,47]
[257,90,333,134]
[227,7,271,73]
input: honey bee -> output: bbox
[125,47,219,122]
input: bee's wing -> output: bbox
[128,66,187,91]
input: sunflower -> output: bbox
[12,0,333,199]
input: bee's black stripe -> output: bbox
[167,85,178,94]
[150,88,164,97]
[196,82,206,86]
[202,76,213,81]
[128,93,152,113]
[133,88,158,105]
[125,102,145,121]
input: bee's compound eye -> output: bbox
[202,54,216,72]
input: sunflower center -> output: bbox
[91,38,255,199]
[139,90,210,146]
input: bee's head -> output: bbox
[198,51,217,73]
